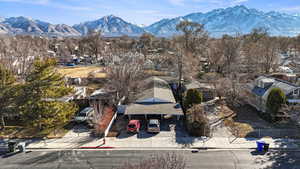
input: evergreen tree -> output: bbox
[266,88,286,117]
[0,65,16,127]
[184,89,203,109]
[20,58,77,130]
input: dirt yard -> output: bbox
[226,104,300,138]
[232,104,273,129]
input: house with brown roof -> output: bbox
[124,76,184,120]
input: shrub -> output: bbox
[266,88,286,117]
[184,89,203,110]
[186,104,210,137]
[197,71,205,79]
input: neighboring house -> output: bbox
[184,80,215,102]
[246,76,300,112]
[278,66,293,74]
[124,76,184,120]
[270,73,298,84]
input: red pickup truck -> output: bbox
[127,120,141,133]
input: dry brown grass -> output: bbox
[57,66,106,78]
[224,118,254,138]
[144,70,167,76]
[0,125,71,139]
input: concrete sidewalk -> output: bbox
[103,137,300,149]
[25,137,104,149]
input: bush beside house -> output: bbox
[186,104,210,137]
[266,88,287,121]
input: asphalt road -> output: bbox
[1,149,300,169]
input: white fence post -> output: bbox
[104,112,118,137]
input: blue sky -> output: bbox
[0,0,300,26]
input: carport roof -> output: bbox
[125,103,183,116]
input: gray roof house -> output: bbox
[247,76,300,112]
[125,76,183,119]
[184,80,215,102]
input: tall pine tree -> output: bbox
[20,58,77,130]
[0,65,17,127]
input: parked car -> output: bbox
[147,119,160,133]
[74,107,94,124]
[127,120,141,133]
[66,62,75,67]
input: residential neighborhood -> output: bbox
[1,2,300,169]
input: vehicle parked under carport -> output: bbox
[127,120,141,133]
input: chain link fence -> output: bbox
[245,128,300,139]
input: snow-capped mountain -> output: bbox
[0,23,9,34]
[1,6,300,37]
[73,15,145,36]
[0,17,5,22]
[145,5,300,37]
[0,16,80,36]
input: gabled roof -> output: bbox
[135,76,176,104]
[125,76,183,116]
[125,103,183,115]
[185,80,214,90]
[254,76,300,100]
[252,86,267,97]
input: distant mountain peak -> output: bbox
[145,5,300,37]
[1,5,300,37]
[73,15,145,36]
[103,14,117,20]
[0,17,4,22]
[1,16,80,36]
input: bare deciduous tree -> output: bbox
[106,55,145,104]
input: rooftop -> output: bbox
[252,76,300,99]
[135,76,176,104]
[185,80,214,90]
[125,76,183,116]
[125,103,183,116]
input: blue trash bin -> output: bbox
[256,141,265,152]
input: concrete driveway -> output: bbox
[105,119,194,148]
[117,119,188,138]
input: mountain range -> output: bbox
[1,5,300,37]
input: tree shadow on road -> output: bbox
[248,139,300,169]
[19,151,59,165]
[256,150,300,169]
[174,122,200,148]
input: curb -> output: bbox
[80,146,114,149]
[24,146,300,151]
[191,147,300,151]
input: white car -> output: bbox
[74,107,94,123]
[147,119,160,133]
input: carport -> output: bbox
[125,102,183,120]
[124,76,184,120]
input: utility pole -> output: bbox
[167,50,183,104]
[177,52,183,104]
